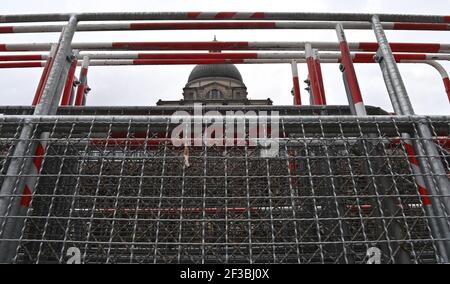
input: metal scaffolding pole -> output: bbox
[0,21,449,34]
[61,55,78,106]
[372,15,450,260]
[31,44,58,106]
[313,49,327,105]
[1,41,449,53]
[75,56,89,106]
[291,60,302,106]
[2,52,450,62]
[306,44,325,105]
[0,12,449,23]
[336,23,366,116]
[0,15,78,264]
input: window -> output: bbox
[208,89,223,100]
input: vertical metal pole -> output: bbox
[0,15,78,264]
[291,60,302,106]
[50,53,73,114]
[69,78,78,106]
[313,49,327,105]
[336,23,366,116]
[305,44,323,105]
[61,55,78,106]
[372,15,414,115]
[373,15,450,261]
[376,56,402,114]
[32,44,58,106]
[75,56,89,106]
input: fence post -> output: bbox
[0,15,78,264]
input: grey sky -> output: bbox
[0,0,449,115]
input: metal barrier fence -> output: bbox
[0,114,448,264]
[0,11,449,264]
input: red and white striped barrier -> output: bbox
[0,21,449,34]
[305,44,325,105]
[61,57,78,106]
[31,44,57,106]
[20,135,48,209]
[291,60,302,106]
[313,49,327,105]
[2,56,450,68]
[75,57,89,106]
[1,41,449,53]
[2,52,450,62]
[0,12,448,23]
[402,136,432,207]
[337,24,366,116]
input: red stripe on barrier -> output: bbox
[353,53,427,63]
[443,77,450,102]
[130,22,276,30]
[358,42,441,53]
[80,67,88,77]
[133,59,245,65]
[0,61,43,68]
[187,12,201,19]
[137,52,258,60]
[445,16,450,23]
[75,67,89,106]
[21,185,32,208]
[391,43,441,53]
[250,12,265,19]
[293,76,301,106]
[0,44,7,51]
[405,143,419,166]
[418,186,432,206]
[393,23,448,30]
[61,59,78,106]
[215,12,237,19]
[314,58,327,105]
[352,53,375,63]
[33,143,45,170]
[33,55,54,106]
[0,26,14,33]
[0,54,43,61]
[339,42,362,104]
[112,42,250,51]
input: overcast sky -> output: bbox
[0,0,449,115]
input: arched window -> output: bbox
[208,89,223,100]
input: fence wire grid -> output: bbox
[0,112,449,264]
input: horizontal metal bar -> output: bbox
[0,12,449,23]
[2,57,449,69]
[0,114,447,124]
[1,41,449,53]
[1,21,449,33]
[2,52,449,62]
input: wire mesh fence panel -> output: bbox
[0,114,448,264]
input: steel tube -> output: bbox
[336,24,366,116]
[373,15,450,260]
[75,56,89,106]
[61,56,78,106]
[31,44,57,106]
[2,52,449,62]
[1,21,449,34]
[313,49,327,105]
[0,15,78,264]
[291,60,301,106]
[1,41,449,53]
[0,12,448,23]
